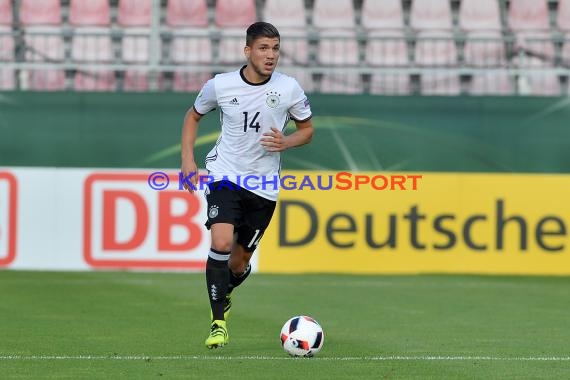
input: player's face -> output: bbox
[245,37,280,79]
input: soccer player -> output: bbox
[180,22,313,349]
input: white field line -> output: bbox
[0,355,569,361]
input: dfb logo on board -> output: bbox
[0,172,17,266]
[83,173,209,269]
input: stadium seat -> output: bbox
[558,0,570,31]
[0,68,15,89]
[279,67,314,93]
[458,0,502,31]
[361,0,404,30]
[217,28,246,64]
[0,26,14,61]
[365,30,408,66]
[24,70,66,90]
[508,0,550,31]
[561,37,570,66]
[463,31,506,66]
[166,0,208,27]
[122,28,150,63]
[370,74,411,95]
[172,72,212,92]
[118,0,151,27]
[123,70,150,91]
[277,28,309,65]
[75,69,116,91]
[312,0,355,29]
[410,0,453,30]
[414,31,458,66]
[420,73,461,95]
[215,0,256,28]
[317,29,359,66]
[263,0,307,28]
[514,56,561,96]
[71,27,113,62]
[0,0,12,25]
[170,28,212,64]
[69,0,111,26]
[24,26,64,62]
[468,71,514,95]
[320,73,363,94]
[20,0,61,25]
[514,32,556,62]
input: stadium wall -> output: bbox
[1,93,569,274]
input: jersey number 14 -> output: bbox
[243,111,261,133]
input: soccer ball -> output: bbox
[280,316,324,357]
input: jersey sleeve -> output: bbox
[193,78,217,115]
[287,79,312,122]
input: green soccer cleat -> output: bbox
[205,320,229,349]
[210,293,232,321]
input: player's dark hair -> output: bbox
[246,22,280,46]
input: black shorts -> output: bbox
[204,180,277,252]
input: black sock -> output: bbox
[227,263,251,294]
[205,251,230,321]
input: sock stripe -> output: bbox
[208,250,230,261]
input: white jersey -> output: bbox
[193,66,312,201]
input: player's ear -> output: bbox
[244,45,251,60]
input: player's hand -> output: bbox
[180,160,198,193]
[260,127,288,152]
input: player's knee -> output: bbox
[210,237,233,252]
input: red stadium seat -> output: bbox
[170,29,212,63]
[0,0,12,25]
[218,28,246,64]
[277,28,309,65]
[0,27,14,61]
[508,0,550,31]
[0,68,15,89]
[365,30,408,66]
[370,74,411,95]
[166,0,208,27]
[463,31,506,67]
[420,73,461,95]
[410,0,453,30]
[71,28,113,62]
[172,72,212,92]
[75,69,116,91]
[558,0,570,31]
[123,70,149,91]
[514,32,555,61]
[69,0,111,26]
[122,28,150,63]
[320,73,363,94]
[25,70,66,90]
[459,0,502,31]
[469,71,514,95]
[514,56,561,96]
[24,27,64,62]
[317,29,359,66]
[414,31,457,66]
[312,0,355,29]
[263,0,307,28]
[279,68,314,93]
[118,0,151,27]
[215,0,256,28]
[361,0,404,30]
[20,0,61,25]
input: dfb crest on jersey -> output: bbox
[266,91,281,108]
[208,205,219,219]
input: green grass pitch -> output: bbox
[0,271,569,379]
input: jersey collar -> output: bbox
[240,65,272,86]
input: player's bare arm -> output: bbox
[180,107,202,193]
[260,119,313,152]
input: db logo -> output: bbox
[83,173,209,269]
[0,172,17,266]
